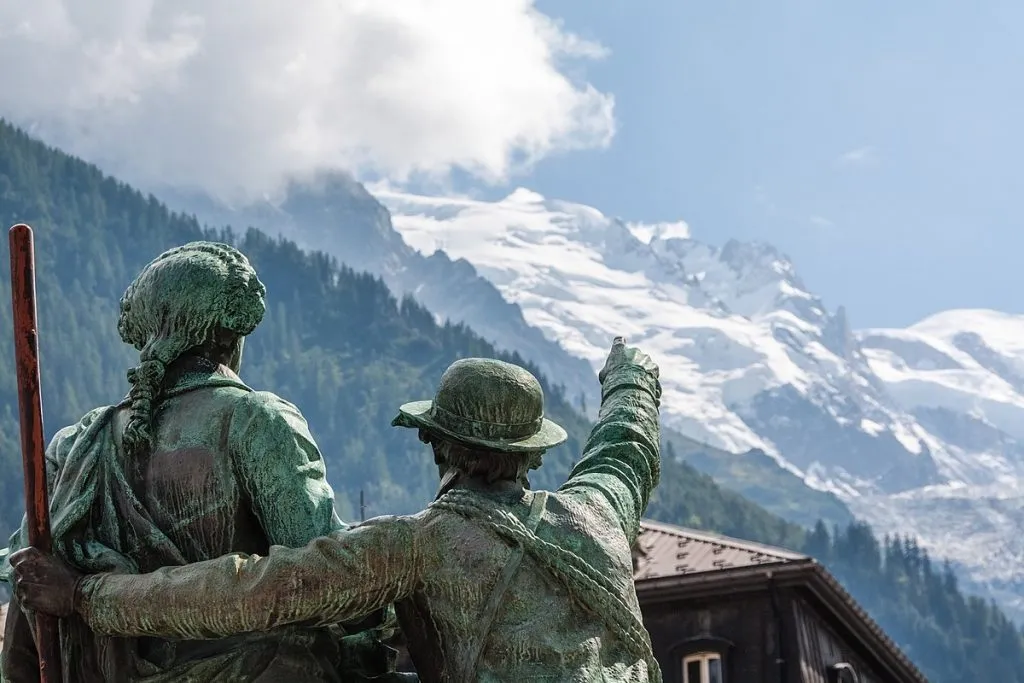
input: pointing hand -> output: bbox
[599,336,659,384]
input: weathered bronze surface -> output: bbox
[1,242,394,682]
[12,338,665,681]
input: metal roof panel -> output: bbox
[633,519,807,580]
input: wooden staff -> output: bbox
[9,223,62,683]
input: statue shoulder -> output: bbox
[227,390,311,431]
[236,389,304,418]
[48,405,117,456]
[227,390,321,458]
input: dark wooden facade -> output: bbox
[634,520,928,683]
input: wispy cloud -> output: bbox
[835,146,878,167]
[809,215,835,229]
[0,1,615,204]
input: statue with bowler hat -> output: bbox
[11,338,665,682]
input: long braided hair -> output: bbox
[117,242,266,459]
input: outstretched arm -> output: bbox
[559,338,662,543]
[11,516,420,642]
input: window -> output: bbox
[673,636,731,683]
[683,652,723,683]
[827,663,859,683]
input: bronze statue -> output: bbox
[0,242,395,682]
[12,338,664,682]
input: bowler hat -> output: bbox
[391,358,568,453]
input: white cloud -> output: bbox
[809,215,835,228]
[836,145,877,167]
[0,0,615,203]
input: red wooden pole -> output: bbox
[9,223,62,683]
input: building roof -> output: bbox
[633,519,807,580]
[633,519,929,683]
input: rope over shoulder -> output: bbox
[430,489,662,682]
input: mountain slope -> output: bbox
[170,179,855,529]
[160,176,601,418]
[374,186,938,487]
[859,309,1024,614]
[370,184,1024,619]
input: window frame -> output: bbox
[682,651,723,683]
[671,636,733,683]
[827,662,859,683]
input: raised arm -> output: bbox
[559,338,662,543]
[229,391,346,545]
[69,515,420,640]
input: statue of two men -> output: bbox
[6,241,666,682]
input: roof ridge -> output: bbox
[639,519,808,561]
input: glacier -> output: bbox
[372,183,1024,618]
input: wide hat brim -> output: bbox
[392,400,568,453]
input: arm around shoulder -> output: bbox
[77,515,422,640]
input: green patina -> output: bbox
[58,345,664,682]
[1,243,396,682]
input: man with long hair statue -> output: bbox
[1,242,396,682]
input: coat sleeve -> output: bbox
[228,391,347,545]
[77,515,420,640]
[558,364,662,543]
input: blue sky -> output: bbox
[5,1,1021,329]
[497,0,1024,328]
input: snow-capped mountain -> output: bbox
[857,311,1024,611]
[374,185,939,487]
[370,184,1024,617]
[160,175,600,413]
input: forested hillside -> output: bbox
[0,119,1021,680]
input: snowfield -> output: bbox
[372,184,1024,618]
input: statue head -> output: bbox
[118,241,266,458]
[391,358,568,491]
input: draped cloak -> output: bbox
[0,363,395,682]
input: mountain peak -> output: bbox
[502,187,547,205]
